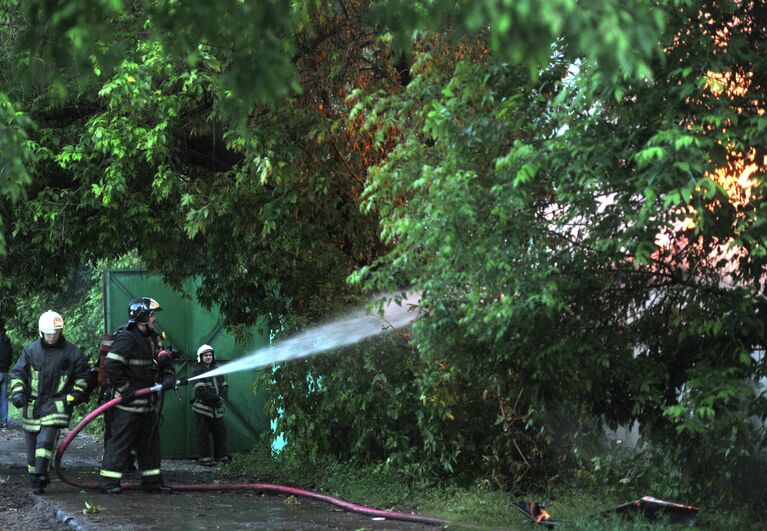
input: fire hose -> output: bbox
[53,382,451,527]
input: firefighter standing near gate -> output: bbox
[192,344,230,465]
[10,310,89,494]
[99,297,176,494]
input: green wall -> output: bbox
[104,270,269,458]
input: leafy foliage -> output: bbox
[0,94,32,255]
[353,0,767,502]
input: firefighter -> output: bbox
[10,310,89,494]
[99,297,176,494]
[192,344,230,465]
[0,320,12,429]
[93,331,136,471]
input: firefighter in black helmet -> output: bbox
[99,297,176,494]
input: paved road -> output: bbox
[0,422,441,530]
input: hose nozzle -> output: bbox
[176,377,189,387]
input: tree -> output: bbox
[2,0,765,499]
[355,0,767,497]
[0,0,665,323]
[0,1,397,329]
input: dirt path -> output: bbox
[0,422,439,530]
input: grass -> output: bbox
[220,448,765,530]
[8,400,761,529]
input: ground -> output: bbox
[0,421,438,530]
[0,481,71,530]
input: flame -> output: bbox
[535,508,551,522]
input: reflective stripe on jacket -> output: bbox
[192,361,227,419]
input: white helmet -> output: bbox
[39,310,64,337]
[196,344,215,363]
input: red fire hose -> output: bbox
[54,384,451,527]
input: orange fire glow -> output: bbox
[650,4,765,291]
[704,70,751,98]
[677,6,764,220]
[700,1,763,211]
[536,509,551,522]
[705,148,763,208]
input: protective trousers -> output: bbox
[102,403,137,471]
[24,426,59,476]
[195,414,228,459]
[100,408,163,490]
[101,391,113,450]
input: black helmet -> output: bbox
[128,297,162,324]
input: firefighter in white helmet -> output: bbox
[10,310,88,494]
[192,344,229,465]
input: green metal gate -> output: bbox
[104,270,270,458]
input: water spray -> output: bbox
[189,291,421,381]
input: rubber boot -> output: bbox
[30,474,45,494]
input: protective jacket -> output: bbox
[104,325,174,413]
[192,361,227,419]
[10,336,88,431]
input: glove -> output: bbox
[11,393,25,409]
[66,391,86,406]
[99,388,112,404]
[203,396,218,407]
[119,387,135,405]
[156,349,174,367]
[161,373,177,391]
